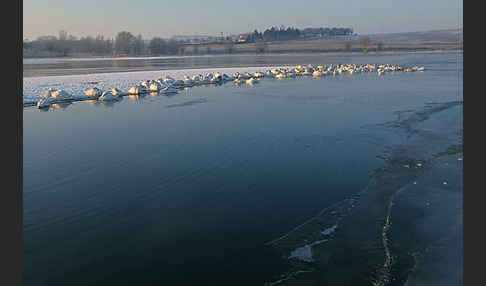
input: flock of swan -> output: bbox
[34,63,425,109]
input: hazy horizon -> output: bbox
[23,0,462,41]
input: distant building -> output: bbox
[171,35,221,44]
[237,34,249,43]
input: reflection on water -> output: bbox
[128,94,147,102]
[165,98,208,109]
[24,52,443,77]
[50,102,72,110]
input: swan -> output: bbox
[191,74,204,84]
[253,71,264,78]
[163,76,176,85]
[149,81,163,91]
[37,98,52,109]
[210,74,222,84]
[199,75,211,84]
[160,85,178,94]
[172,79,186,87]
[312,70,322,77]
[84,87,102,97]
[213,72,223,81]
[98,91,119,101]
[111,88,126,96]
[295,65,305,73]
[246,77,258,85]
[183,76,196,87]
[233,77,241,83]
[128,84,148,94]
[222,73,234,81]
[43,88,71,100]
[286,72,296,78]
[301,69,312,76]
[139,80,153,89]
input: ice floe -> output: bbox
[321,224,338,236]
[288,239,329,262]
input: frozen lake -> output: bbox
[23,52,462,285]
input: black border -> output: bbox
[2,0,23,285]
[464,2,484,286]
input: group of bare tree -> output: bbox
[24,30,114,57]
[24,30,185,57]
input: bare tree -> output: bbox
[344,41,352,52]
[377,42,384,51]
[115,31,135,55]
[58,30,70,56]
[224,39,234,54]
[148,37,167,55]
[58,30,68,41]
[360,36,370,53]
[255,39,267,53]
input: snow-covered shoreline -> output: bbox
[22,65,294,106]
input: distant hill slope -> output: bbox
[365,29,463,44]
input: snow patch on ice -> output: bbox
[321,224,338,236]
[288,239,329,262]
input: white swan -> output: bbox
[163,76,175,85]
[183,76,196,87]
[37,98,52,109]
[43,88,71,99]
[253,71,264,78]
[275,73,286,79]
[222,73,234,81]
[214,72,223,81]
[98,91,119,101]
[210,73,222,84]
[234,78,244,84]
[111,88,126,96]
[128,84,148,94]
[149,81,163,91]
[246,77,258,85]
[84,87,102,97]
[286,72,296,78]
[139,80,153,89]
[160,86,178,94]
[172,80,185,87]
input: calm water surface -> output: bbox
[23,52,462,285]
[23,51,451,77]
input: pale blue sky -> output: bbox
[23,0,463,40]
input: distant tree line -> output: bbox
[241,26,354,43]
[24,30,185,57]
[23,26,356,57]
